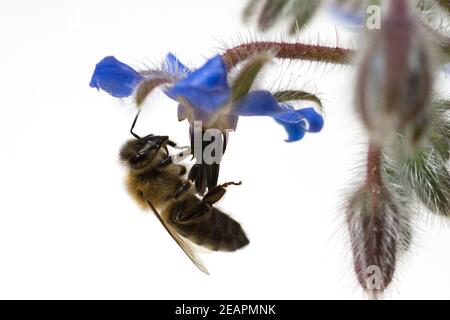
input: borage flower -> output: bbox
[90,53,324,191]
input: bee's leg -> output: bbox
[171,179,242,224]
[155,156,174,169]
[154,146,191,177]
[166,140,177,147]
[174,203,210,224]
[155,148,191,170]
[173,180,241,224]
[188,164,207,196]
[171,174,231,208]
[202,181,242,206]
[173,180,193,201]
[172,147,191,163]
[155,157,186,176]
[188,163,221,195]
[166,139,191,152]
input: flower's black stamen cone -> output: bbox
[206,163,220,190]
[223,131,228,154]
[187,129,225,195]
[194,166,207,195]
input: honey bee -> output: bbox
[119,115,249,274]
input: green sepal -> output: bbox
[231,53,273,102]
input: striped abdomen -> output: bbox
[163,197,249,252]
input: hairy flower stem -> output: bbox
[222,42,354,70]
[366,142,383,187]
[391,0,408,12]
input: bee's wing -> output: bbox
[164,223,210,275]
[146,201,209,275]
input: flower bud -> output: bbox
[356,0,432,146]
[346,183,402,298]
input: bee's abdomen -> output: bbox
[165,199,249,252]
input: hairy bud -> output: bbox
[347,183,402,298]
[356,0,432,146]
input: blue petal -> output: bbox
[164,55,231,112]
[278,104,324,132]
[275,119,306,142]
[232,91,307,123]
[89,56,144,98]
[232,90,280,116]
[275,107,324,142]
[162,53,191,78]
[233,97,324,142]
[296,107,324,132]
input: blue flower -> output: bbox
[89,56,144,98]
[89,53,324,142]
[90,53,325,193]
[165,55,231,113]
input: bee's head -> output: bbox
[120,134,168,172]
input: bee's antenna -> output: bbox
[130,109,142,139]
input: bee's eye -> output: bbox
[130,153,145,165]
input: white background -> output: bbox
[0,0,449,299]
